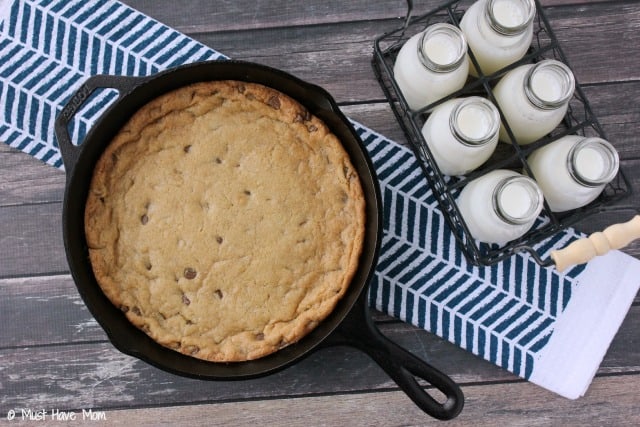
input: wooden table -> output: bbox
[1,0,638,425]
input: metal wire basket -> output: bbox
[371,0,632,266]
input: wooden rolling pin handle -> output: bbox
[550,215,640,272]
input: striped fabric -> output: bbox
[2,0,638,400]
[0,0,224,169]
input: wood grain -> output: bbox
[1,294,638,410]
[62,375,640,427]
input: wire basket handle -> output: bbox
[403,0,414,31]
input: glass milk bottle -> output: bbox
[459,0,536,76]
[457,169,543,245]
[527,135,619,212]
[421,96,500,175]
[393,23,469,111]
[493,59,575,144]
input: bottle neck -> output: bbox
[449,97,500,147]
[524,60,575,110]
[417,23,467,73]
[568,137,620,187]
[484,0,536,36]
[492,175,543,225]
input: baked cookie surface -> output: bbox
[84,80,366,362]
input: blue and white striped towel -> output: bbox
[2,0,639,399]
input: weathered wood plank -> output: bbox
[97,375,640,427]
[543,2,640,85]
[121,0,631,35]
[580,81,640,160]
[1,304,638,410]
[186,3,640,103]
[122,0,413,33]
[0,202,67,277]
[0,150,65,207]
[0,275,103,347]
[0,333,493,411]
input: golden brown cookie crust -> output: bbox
[84,80,366,362]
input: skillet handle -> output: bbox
[329,294,464,420]
[54,74,140,172]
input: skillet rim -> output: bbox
[58,60,383,379]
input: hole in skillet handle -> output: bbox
[325,292,464,420]
[54,74,141,173]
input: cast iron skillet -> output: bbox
[54,60,464,420]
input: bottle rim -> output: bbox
[567,137,620,187]
[485,0,536,36]
[449,97,501,147]
[524,60,575,110]
[492,175,543,225]
[417,23,467,73]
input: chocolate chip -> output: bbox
[340,190,348,204]
[140,214,149,225]
[266,95,281,110]
[184,345,200,355]
[236,83,246,93]
[216,236,223,244]
[182,294,191,305]
[184,267,197,279]
[215,157,222,164]
[294,109,311,122]
[244,190,251,196]
[255,332,265,341]
[120,305,130,313]
[214,289,223,299]
[132,306,142,316]
[307,124,318,132]
[183,145,192,153]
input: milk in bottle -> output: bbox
[493,59,575,144]
[526,135,619,212]
[393,23,469,111]
[421,96,500,175]
[457,169,543,245]
[459,0,536,76]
